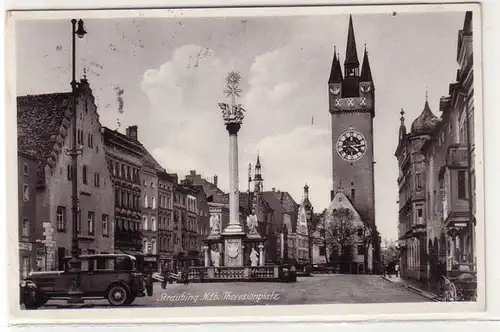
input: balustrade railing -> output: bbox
[185,266,278,281]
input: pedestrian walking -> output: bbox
[161,263,170,289]
[181,262,190,286]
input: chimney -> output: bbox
[127,125,138,140]
[213,175,218,187]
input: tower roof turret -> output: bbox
[344,15,360,69]
[360,46,373,82]
[410,97,440,135]
[328,47,343,83]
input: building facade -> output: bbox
[140,152,163,269]
[158,171,174,271]
[395,101,439,282]
[103,125,143,253]
[395,11,475,286]
[296,185,312,266]
[17,151,39,277]
[18,80,115,271]
[326,15,378,273]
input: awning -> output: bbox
[116,249,144,256]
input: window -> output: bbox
[144,195,148,208]
[143,180,147,187]
[121,164,125,178]
[22,218,30,237]
[113,162,118,176]
[458,170,467,199]
[94,172,100,187]
[350,189,355,204]
[152,197,156,209]
[23,163,29,175]
[357,245,365,255]
[143,215,148,231]
[22,184,29,202]
[21,256,30,278]
[87,133,92,148]
[319,246,326,256]
[416,173,422,189]
[143,239,149,254]
[56,206,66,232]
[88,211,95,235]
[152,216,157,231]
[151,239,157,254]
[82,165,88,185]
[357,227,363,237]
[102,214,109,236]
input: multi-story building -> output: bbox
[140,152,164,270]
[181,182,201,266]
[296,184,312,266]
[395,100,438,282]
[193,183,211,264]
[158,171,174,271]
[103,125,143,253]
[395,11,475,286]
[18,79,115,270]
[17,150,39,276]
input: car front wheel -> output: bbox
[107,285,129,306]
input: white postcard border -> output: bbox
[5,2,487,325]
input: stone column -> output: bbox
[203,246,210,267]
[258,244,265,266]
[223,123,244,234]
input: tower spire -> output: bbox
[344,15,360,76]
[360,45,372,81]
[328,46,343,83]
[398,108,407,141]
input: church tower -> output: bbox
[328,15,376,227]
[253,153,263,193]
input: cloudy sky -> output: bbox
[15,9,467,241]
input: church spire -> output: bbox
[398,108,407,141]
[344,15,360,76]
[254,153,263,191]
[360,45,372,82]
[328,46,343,83]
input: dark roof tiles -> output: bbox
[17,93,72,185]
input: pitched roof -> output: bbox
[102,126,144,157]
[262,192,286,215]
[17,92,72,186]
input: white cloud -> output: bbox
[244,126,331,210]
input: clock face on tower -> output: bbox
[336,130,367,161]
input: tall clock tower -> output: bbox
[328,15,376,227]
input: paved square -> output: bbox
[42,274,428,309]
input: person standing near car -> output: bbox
[181,262,190,286]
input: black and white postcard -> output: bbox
[5,2,485,325]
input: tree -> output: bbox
[381,239,399,266]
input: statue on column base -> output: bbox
[209,213,221,236]
[250,248,259,267]
[246,211,260,237]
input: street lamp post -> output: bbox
[66,18,86,304]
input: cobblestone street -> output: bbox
[41,274,428,309]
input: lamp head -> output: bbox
[76,19,87,39]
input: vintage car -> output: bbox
[20,253,152,308]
